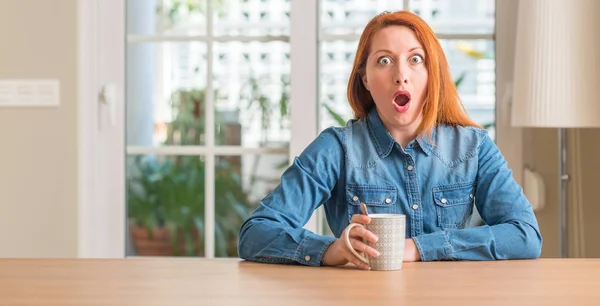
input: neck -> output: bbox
[389,126,418,148]
[383,115,423,149]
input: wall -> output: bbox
[574,130,600,257]
[523,129,559,257]
[524,128,600,258]
[0,0,78,257]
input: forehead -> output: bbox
[369,25,422,52]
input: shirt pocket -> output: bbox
[432,181,476,229]
[346,184,398,220]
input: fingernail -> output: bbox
[374,250,380,257]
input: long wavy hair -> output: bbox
[347,10,481,138]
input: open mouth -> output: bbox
[394,94,410,107]
[393,90,411,112]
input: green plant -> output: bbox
[127,155,168,234]
[238,73,291,180]
[323,103,347,127]
[239,74,290,144]
[127,87,254,257]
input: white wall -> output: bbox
[0,0,78,257]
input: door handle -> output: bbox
[99,83,117,126]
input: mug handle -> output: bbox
[342,222,369,264]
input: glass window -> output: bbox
[125,0,291,257]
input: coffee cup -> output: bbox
[343,214,406,271]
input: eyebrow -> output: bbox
[373,47,424,54]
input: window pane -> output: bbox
[320,0,407,35]
[319,40,357,130]
[127,155,205,257]
[409,0,495,34]
[440,39,496,137]
[153,0,207,36]
[214,41,291,148]
[126,42,208,146]
[215,154,288,257]
[214,0,290,36]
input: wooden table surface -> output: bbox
[1,258,599,306]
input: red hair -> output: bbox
[347,10,481,138]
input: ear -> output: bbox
[361,74,370,91]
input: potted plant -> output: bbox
[127,155,172,255]
[127,86,254,257]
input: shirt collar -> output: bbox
[366,107,435,157]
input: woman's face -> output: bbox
[361,25,428,132]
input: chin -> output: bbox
[392,113,417,127]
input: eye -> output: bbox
[377,56,392,65]
[409,54,424,64]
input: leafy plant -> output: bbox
[323,103,347,127]
[239,74,290,144]
[239,74,291,180]
[127,87,254,257]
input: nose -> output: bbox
[393,64,409,85]
[394,76,408,85]
[393,75,408,85]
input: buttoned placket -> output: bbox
[403,144,423,238]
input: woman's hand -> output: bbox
[403,238,421,262]
[322,214,379,270]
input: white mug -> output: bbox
[343,214,406,271]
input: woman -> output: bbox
[238,10,542,270]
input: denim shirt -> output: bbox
[238,107,542,265]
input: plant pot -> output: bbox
[173,227,204,257]
[130,225,174,256]
[130,225,204,256]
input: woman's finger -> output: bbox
[349,225,378,243]
[350,214,371,225]
[351,258,371,270]
[345,248,371,271]
[350,238,380,258]
[340,223,373,270]
[345,241,372,270]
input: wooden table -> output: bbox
[1,258,599,305]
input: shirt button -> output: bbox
[441,198,448,204]
[352,196,359,202]
[412,204,419,210]
[407,165,414,171]
[385,198,392,204]
[304,255,311,262]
